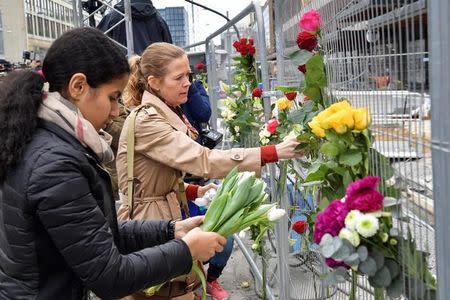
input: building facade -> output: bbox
[158,6,189,48]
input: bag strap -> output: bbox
[126,105,148,219]
[126,104,190,219]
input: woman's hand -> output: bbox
[275,137,304,160]
[197,182,218,198]
[174,216,204,239]
[182,228,227,261]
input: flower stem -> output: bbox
[192,262,206,300]
[350,270,357,300]
[374,287,385,300]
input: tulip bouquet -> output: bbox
[144,169,285,299]
[314,176,436,300]
[198,168,285,299]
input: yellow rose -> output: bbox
[328,100,351,113]
[308,118,325,138]
[326,109,355,134]
[315,109,334,129]
[353,107,371,130]
[276,97,293,111]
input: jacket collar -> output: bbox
[141,91,187,133]
[38,120,100,163]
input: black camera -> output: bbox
[199,128,223,149]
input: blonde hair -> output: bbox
[124,42,186,107]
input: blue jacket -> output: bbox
[181,80,211,135]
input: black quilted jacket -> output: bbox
[0,121,192,299]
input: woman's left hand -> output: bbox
[197,182,218,198]
[175,216,205,239]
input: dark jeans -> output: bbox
[207,236,234,281]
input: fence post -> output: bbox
[429,0,450,299]
[123,0,134,56]
[205,41,218,130]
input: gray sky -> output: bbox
[153,0,253,44]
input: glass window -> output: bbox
[44,19,50,38]
[0,11,4,56]
[51,21,56,38]
[55,4,59,20]
[37,17,43,37]
[27,13,34,35]
[49,2,54,18]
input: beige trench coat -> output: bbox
[116,91,261,299]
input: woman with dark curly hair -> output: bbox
[0,27,225,300]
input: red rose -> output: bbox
[248,45,256,55]
[285,91,297,101]
[240,38,248,45]
[233,41,241,52]
[249,38,254,45]
[266,118,279,134]
[240,46,249,56]
[296,31,317,51]
[292,220,308,234]
[252,87,263,98]
[195,63,206,70]
[298,64,307,74]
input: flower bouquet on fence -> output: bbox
[219,38,263,146]
[314,176,436,300]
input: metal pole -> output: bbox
[123,0,134,56]
[253,1,271,123]
[234,235,276,300]
[206,41,218,130]
[429,0,450,299]
[71,0,81,27]
[274,0,286,86]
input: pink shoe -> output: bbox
[206,280,229,300]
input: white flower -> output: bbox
[259,128,271,139]
[193,197,208,207]
[251,243,259,250]
[260,137,270,145]
[229,135,235,142]
[338,228,361,247]
[238,230,247,239]
[345,210,362,231]
[267,208,286,221]
[355,214,380,238]
[234,126,240,133]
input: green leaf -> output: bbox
[320,142,340,157]
[384,259,400,279]
[288,109,306,124]
[275,85,298,93]
[305,55,327,88]
[357,245,368,261]
[369,266,392,288]
[303,86,322,103]
[339,150,363,167]
[289,49,314,66]
[359,257,377,276]
[332,240,355,261]
[306,165,329,182]
[343,171,353,188]
[386,276,403,298]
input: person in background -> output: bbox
[0,28,226,300]
[98,0,172,55]
[116,42,302,300]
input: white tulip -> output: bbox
[267,208,286,221]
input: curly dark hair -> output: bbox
[0,27,130,181]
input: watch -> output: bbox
[167,220,176,240]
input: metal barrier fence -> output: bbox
[184,0,448,299]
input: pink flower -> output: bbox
[313,199,349,244]
[345,176,384,212]
[325,258,349,268]
[266,118,279,134]
[298,9,321,34]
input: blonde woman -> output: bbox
[116,42,301,300]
